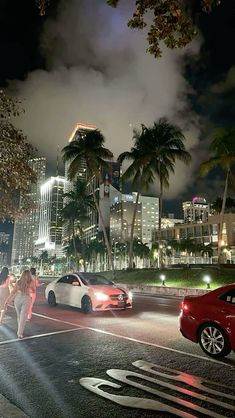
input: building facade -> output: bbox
[35,176,65,258]
[63,123,96,244]
[110,193,159,247]
[0,231,11,266]
[63,122,121,244]
[183,196,210,223]
[153,213,235,264]
[11,157,46,265]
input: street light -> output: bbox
[160,274,166,286]
[203,275,211,289]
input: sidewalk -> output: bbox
[0,394,28,418]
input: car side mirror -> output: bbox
[72,281,79,286]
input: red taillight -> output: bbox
[181,302,189,312]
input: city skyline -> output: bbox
[1,3,235,412]
[0,1,234,205]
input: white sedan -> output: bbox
[45,272,133,313]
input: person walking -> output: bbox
[4,270,36,339]
[27,267,40,320]
[0,267,11,324]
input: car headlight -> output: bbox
[94,292,109,301]
[128,291,133,300]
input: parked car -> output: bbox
[45,272,132,313]
[179,284,235,358]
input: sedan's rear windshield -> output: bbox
[79,274,113,286]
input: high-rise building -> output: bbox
[183,197,210,224]
[63,123,97,244]
[65,122,97,189]
[35,176,65,257]
[63,122,121,244]
[0,231,11,266]
[11,158,46,265]
[110,193,159,247]
[85,161,121,242]
[0,221,14,266]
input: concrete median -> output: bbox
[117,283,210,297]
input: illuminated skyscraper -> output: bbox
[63,122,121,245]
[11,157,46,264]
[64,122,97,189]
[35,176,65,257]
[63,122,96,243]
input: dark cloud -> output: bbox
[8,0,203,199]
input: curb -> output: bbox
[117,283,210,298]
[0,394,28,418]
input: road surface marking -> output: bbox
[107,369,228,417]
[0,327,84,345]
[80,377,194,417]
[31,312,234,367]
[80,360,235,416]
[133,359,234,392]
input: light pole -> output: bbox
[167,245,172,266]
[203,275,211,289]
[159,244,163,269]
[160,274,166,286]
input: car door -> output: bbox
[218,288,235,343]
[55,275,73,304]
[67,275,84,308]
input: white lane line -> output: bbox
[32,312,233,367]
[31,312,84,328]
[0,327,84,346]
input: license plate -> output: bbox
[118,301,125,308]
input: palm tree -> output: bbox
[119,118,191,268]
[38,250,49,274]
[132,239,150,267]
[62,129,115,276]
[179,237,197,264]
[62,177,95,271]
[63,236,83,270]
[199,127,235,262]
[118,132,154,268]
[212,196,235,214]
[86,239,106,271]
[31,256,39,268]
[141,119,191,257]
[201,243,213,263]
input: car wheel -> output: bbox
[48,291,57,307]
[199,323,231,358]
[81,296,92,314]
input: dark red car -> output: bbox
[179,284,235,358]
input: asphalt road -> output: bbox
[0,287,235,418]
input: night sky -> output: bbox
[0,0,235,216]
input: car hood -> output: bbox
[89,285,126,295]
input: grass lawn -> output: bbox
[102,267,235,290]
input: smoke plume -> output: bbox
[11,0,202,198]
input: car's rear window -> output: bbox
[79,274,113,286]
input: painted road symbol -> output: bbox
[80,360,235,417]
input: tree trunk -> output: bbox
[91,187,115,279]
[129,191,140,269]
[78,225,86,272]
[158,180,163,268]
[218,169,229,263]
[72,220,78,270]
[120,165,124,242]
